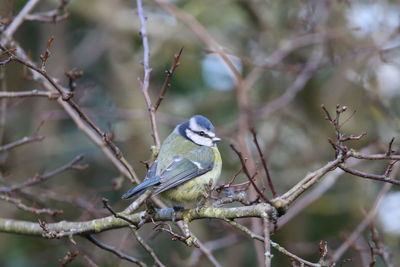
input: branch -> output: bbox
[123,189,153,214]
[136,0,160,149]
[0,135,44,152]
[134,231,166,267]
[256,47,323,118]
[250,128,277,198]
[0,41,139,183]
[0,154,85,193]
[225,219,321,267]
[102,198,138,227]
[3,0,41,39]
[156,0,241,84]
[329,182,393,264]
[275,154,345,208]
[0,194,63,216]
[349,150,400,161]
[263,216,271,267]
[86,235,146,266]
[0,90,59,99]
[339,164,400,185]
[230,144,271,204]
[59,250,79,266]
[0,203,273,236]
[153,47,183,112]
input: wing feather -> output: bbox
[153,147,214,194]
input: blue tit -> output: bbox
[122,115,222,207]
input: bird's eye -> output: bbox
[199,131,205,136]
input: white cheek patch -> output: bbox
[186,129,213,147]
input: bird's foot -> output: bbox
[170,205,185,222]
[173,205,185,212]
[195,197,208,215]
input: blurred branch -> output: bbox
[0,154,85,193]
[59,250,79,266]
[0,194,63,216]
[329,182,393,264]
[185,235,236,266]
[0,135,44,152]
[134,230,166,267]
[25,0,70,24]
[256,47,323,118]
[156,0,241,84]
[3,0,41,39]
[86,235,147,266]
[369,222,394,267]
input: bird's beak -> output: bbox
[212,136,221,142]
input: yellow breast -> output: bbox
[160,146,222,205]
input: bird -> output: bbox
[122,115,222,208]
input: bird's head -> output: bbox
[177,115,221,147]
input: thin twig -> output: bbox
[350,150,400,161]
[215,167,243,192]
[153,48,183,111]
[102,198,138,227]
[231,144,271,204]
[339,165,400,185]
[0,135,44,152]
[86,235,147,266]
[133,231,166,267]
[250,128,277,198]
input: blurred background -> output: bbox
[1,0,400,266]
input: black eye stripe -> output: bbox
[188,128,212,139]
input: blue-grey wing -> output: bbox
[153,147,214,194]
[121,160,159,199]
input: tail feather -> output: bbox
[121,177,160,199]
